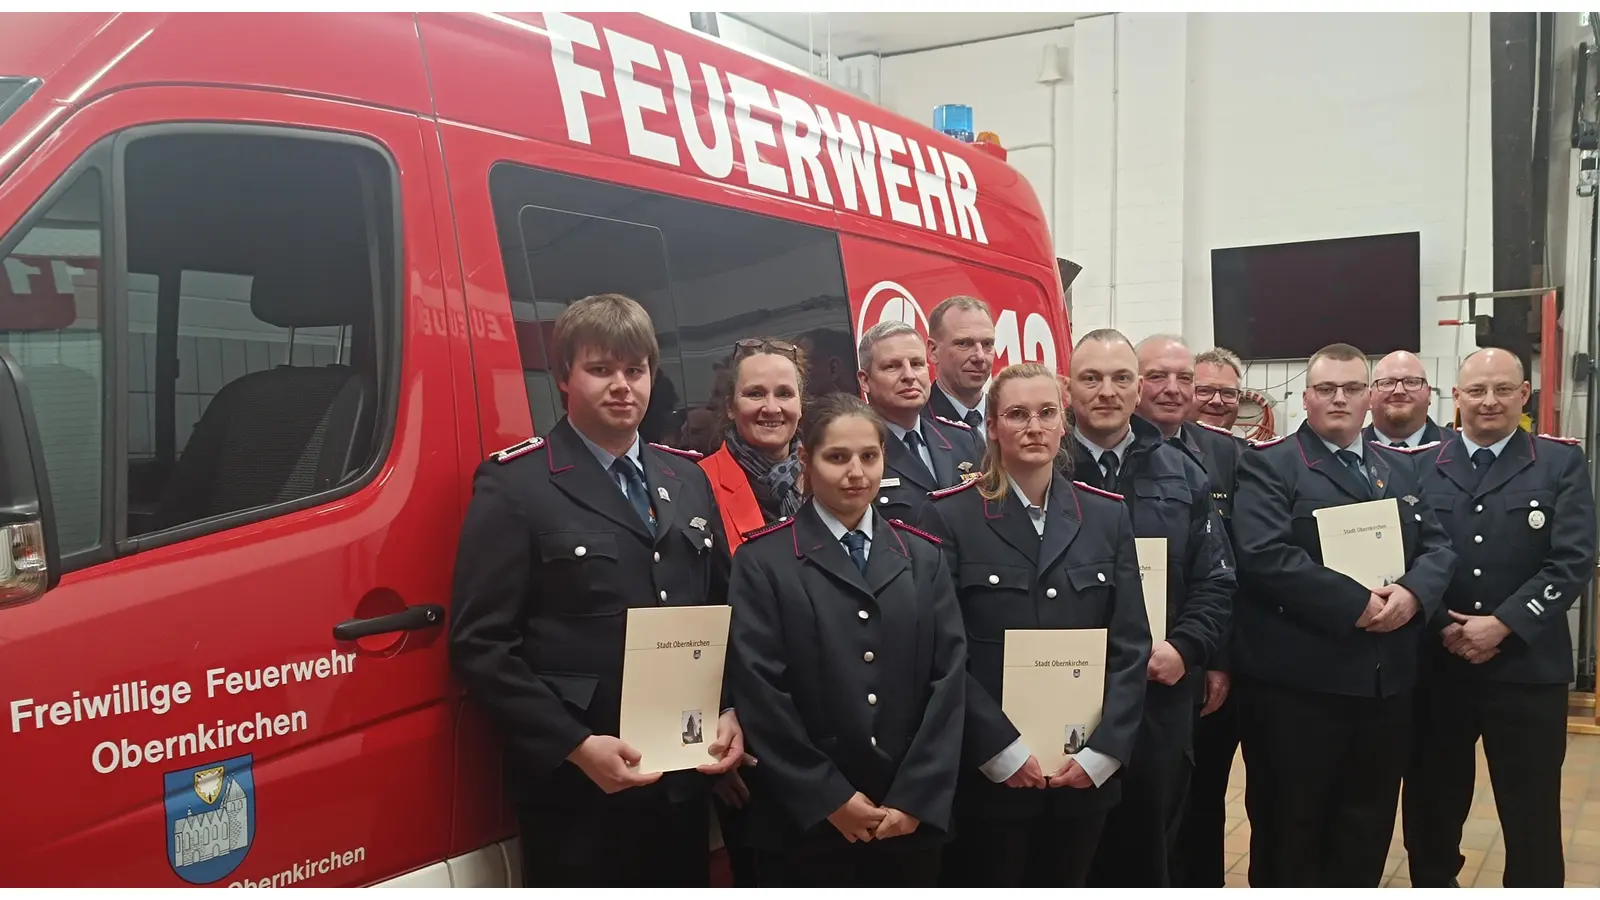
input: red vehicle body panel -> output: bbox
[0,11,1070,887]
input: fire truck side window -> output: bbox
[117,132,394,546]
[0,170,107,558]
[488,163,854,454]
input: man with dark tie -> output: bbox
[1402,348,1596,888]
[1363,350,1452,448]
[924,295,997,451]
[1064,329,1235,888]
[1230,342,1456,887]
[858,321,982,524]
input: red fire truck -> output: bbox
[0,12,1071,887]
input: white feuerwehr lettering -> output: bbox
[541,15,989,245]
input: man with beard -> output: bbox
[1402,348,1595,888]
[858,320,982,524]
[1230,342,1455,887]
[1064,330,1234,888]
[1133,337,1250,888]
[924,295,998,451]
[1363,350,1452,448]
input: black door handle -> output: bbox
[333,604,446,642]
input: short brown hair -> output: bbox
[1074,328,1133,352]
[1307,342,1369,378]
[551,293,660,381]
[1194,347,1244,379]
[929,295,993,338]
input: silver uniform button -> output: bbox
[858,609,869,620]
[870,736,878,748]
[988,574,1000,585]
[653,551,661,563]
[1474,535,1483,543]
[1097,573,1106,583]
[704,537,713,548]
[1474,602,1483,610]
[1414,514,1422,522]
[1046,588,1058,599]
[659,590,668,601]
[879,496,889,504]
[1530,500,1540,508]
[1475,504,1484,513]
[575,546,587,557]
[863,651,875,662]
[867,693,877,705]
[1473,569,1482,577]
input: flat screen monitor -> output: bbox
[1210,231,1421,360]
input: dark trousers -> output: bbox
[1235,675,1411,887]
[1087,678,1200,887]
[1174,689,1241,886]
[1403,672,1568,887]
[713,794,759,886]
[518,784,709,887]
[755,829,941,887]
[942,811,1107,887]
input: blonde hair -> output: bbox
[976,362,1063,503]
[551,293,660,381]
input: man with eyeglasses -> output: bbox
[1192,347,1245,431]
[1126,338,1253,889]
[857,320,982,524]
[1062,330,1235,888]
[1230,342,1456,887]
[1362,350,1453,448]
[1401,348,1595,888]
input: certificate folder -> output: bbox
[619,604,732,774]
[1001,629,1108,774]
[1312,498,1406,590]
[1135,537,1168,644]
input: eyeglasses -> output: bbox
[1373,376,1428,393]
[734,338,799,361]
[1194,385,1241,402]
[999,405,1063,428]
[1310,382,1369,400]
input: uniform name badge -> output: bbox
[1529,509,1546,530]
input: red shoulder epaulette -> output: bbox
[1370,440,1439,455]
[741,517,795,542]
[1073,480,1124,502]
[1196,421,1236,437]
[1538,433,1582,446]
[889,519,942,545]
[650,442,704,460]
[933,414,972,431]
[491,436,545,464]
[1249,435,1288,449]
[929,478,980,499]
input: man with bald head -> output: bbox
[1401,348,1596,888]
[1363,350,1452,448]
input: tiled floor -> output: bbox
[1221,732,1600,888]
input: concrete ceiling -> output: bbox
[732,11,1098,58]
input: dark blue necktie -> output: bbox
[840,530,868,575]
[1336,449,1373,499]
[1471,448,1496,471]
[612,457,656,535]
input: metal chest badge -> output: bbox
[1529,509,1547,530]
[165,753,256,884]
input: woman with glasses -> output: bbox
[727,393,966,886]
[696,336,807,885]
[916,362,1152,888]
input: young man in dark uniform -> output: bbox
[1064,331,1236,888]
[1403,348,1597,888]
[1135,338,1251,887]
[1231,342,1456,887]
[448,293,746,887]
[858,320,982,523]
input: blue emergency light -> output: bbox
[933,104,974,144]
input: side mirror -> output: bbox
[0,349,58,605]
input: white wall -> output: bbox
[871,12,1526,434]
